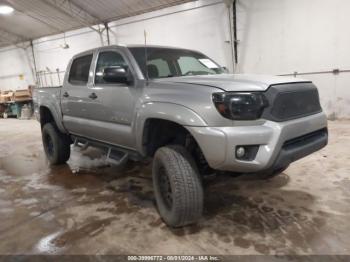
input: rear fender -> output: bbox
[34,88,67,133]
[39,106,67,134]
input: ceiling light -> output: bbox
[0,5,14,15]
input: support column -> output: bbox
[104,22,110,46]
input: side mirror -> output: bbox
[103,66,129,84]
[221,66,229,74]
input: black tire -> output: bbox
[152,145,204,227]
[42,123,71,165]
[255,165,289,180]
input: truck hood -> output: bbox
[154,74,310,92]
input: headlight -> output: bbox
[212,92,268,120]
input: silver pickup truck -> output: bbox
[33,45,328,227]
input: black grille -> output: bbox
[262,82,322,122]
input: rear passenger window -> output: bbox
[69,54,93,85]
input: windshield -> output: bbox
[129,47,224,79]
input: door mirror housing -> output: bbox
[221,66,229,74]
[102,66,131,84]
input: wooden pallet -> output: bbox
[0,87,33,103]
[0,91,14,103]
[14,89,32,102]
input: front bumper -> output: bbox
[186,112,328,173]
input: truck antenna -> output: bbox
[144,30,149,85]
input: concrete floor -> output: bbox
[0,119,349,255]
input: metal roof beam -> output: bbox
[44,0,102,31]
[5,0,63,32]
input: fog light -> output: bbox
[236,147,246,158]
[235,145,259,161]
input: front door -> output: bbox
[82,49,138,149]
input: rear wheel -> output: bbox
[152,145,203,227]
[42,123,71,165]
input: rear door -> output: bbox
[61,52,94,135]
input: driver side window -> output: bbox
[95,51,127,84]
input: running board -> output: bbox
[70,135,143,164]
[73,137,89,151]
[106,148,129,166]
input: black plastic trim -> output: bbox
[267,128,328,172]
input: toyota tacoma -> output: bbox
[33,45,328,227]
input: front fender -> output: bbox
[135,102,208,152]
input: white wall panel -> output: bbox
[33,29,102,73]
[236,0,350,118]
[0,47,34,91]
[108,0,232,70]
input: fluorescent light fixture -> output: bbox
[0,5,14,15]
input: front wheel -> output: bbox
[42,123,71,165]
[152,145,204,227]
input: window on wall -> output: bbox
[95,51,127,84]
[68,54,93,85]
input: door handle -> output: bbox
[89,92,98,100]
[63,92,69,98]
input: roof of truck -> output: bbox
[72,44,196,59]
[126,44,187,49]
